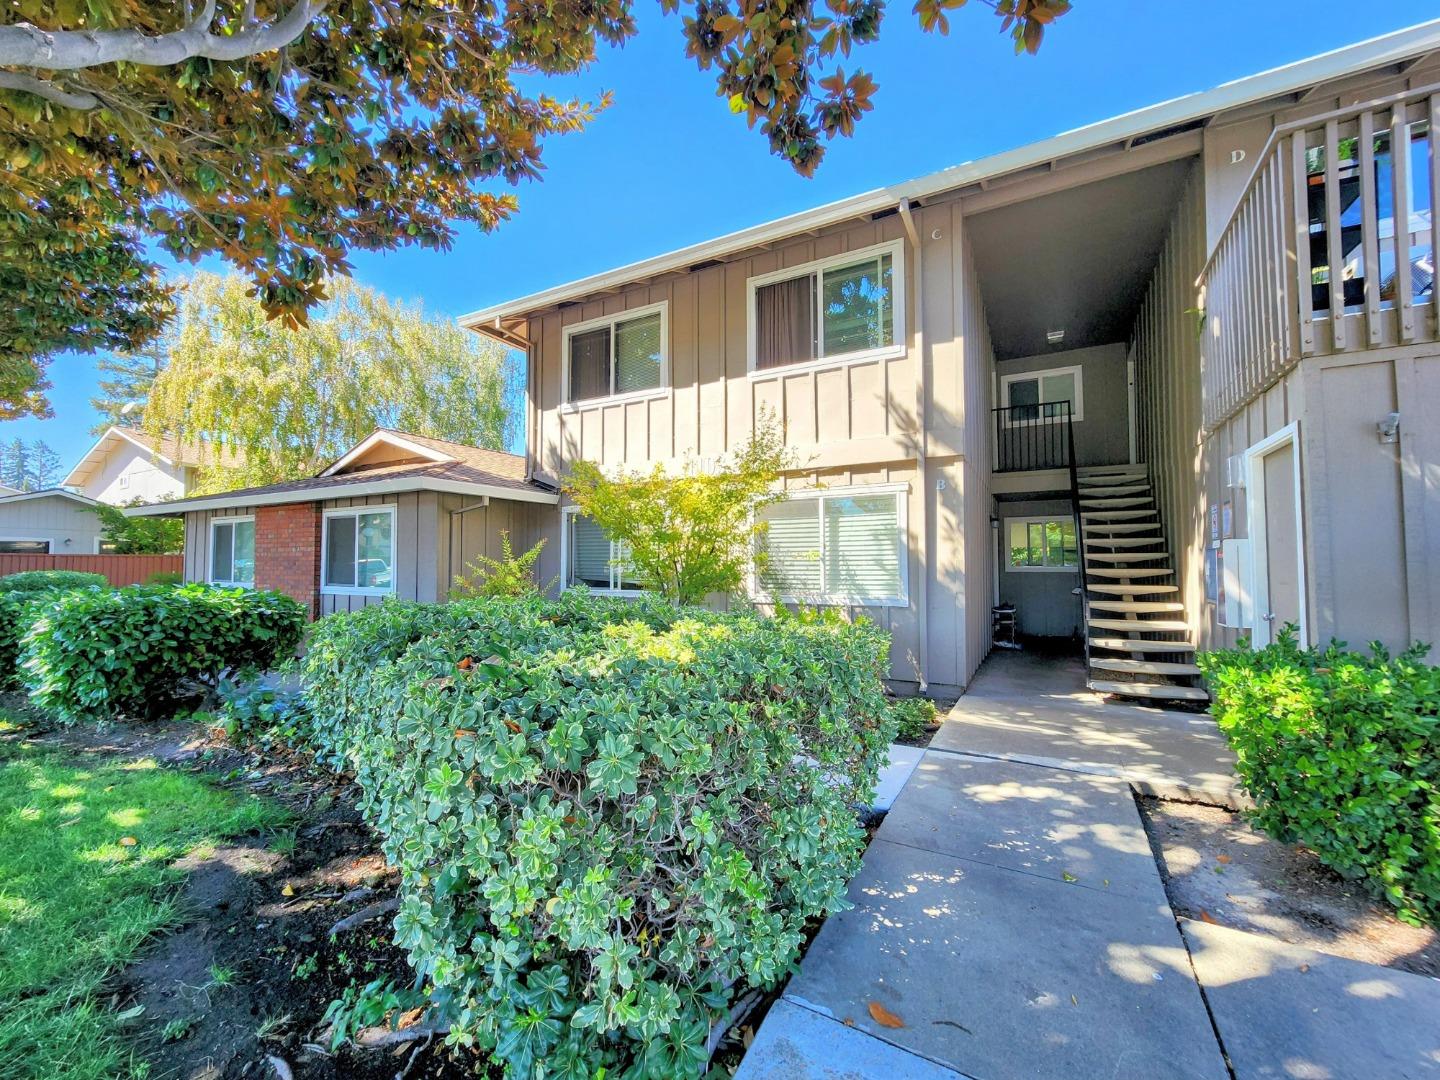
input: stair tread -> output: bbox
[1090,637,1197,652]
[1086,583,1180,595]
[1082,510,1157,520]
[1090,680,1209,702]
[1079,484,1149,496]
[1086,568,1172,578]
[1090,658,1202,676]
[1080,497,1152,507]
[1086,552,1169,562]
[1077,472,1149,485]
[1088,601,1185,613]
[1088,618,1191,632]
[1083,524,1161,533]
[1078,463,1148,474]
[1086,537,1164,547]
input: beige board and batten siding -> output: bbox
[438,494,546,601]
[526,200,995,691]
[994,343,1131,467]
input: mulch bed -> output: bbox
[1138,795,1439,978]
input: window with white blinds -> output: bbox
[564,304,667,404]
[565,512,644,593]
[755,488,907,606]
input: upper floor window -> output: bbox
[564,304,667,405]
[754,486,908,606]
[210,517,255,587]
[322,507,395,595]
[748,241,904,374]
[999,365,1083,422]
[563,509,644,594]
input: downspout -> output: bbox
[898,198,929,692]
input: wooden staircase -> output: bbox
[1073,464,1208,704]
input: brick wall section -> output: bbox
[254,502,321,619]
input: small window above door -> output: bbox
[1000,365,1084,422]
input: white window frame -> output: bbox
[999,364,1085,424]
[561,302,669,410]
[320,505,397,597]
[1243,422,1308,648]
[1004,515,1080,574]
[750,482,910,608]
[558,506,647,597]
[208,515,256,588]
[746,239,907,378]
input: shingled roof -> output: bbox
[124,429,555,517]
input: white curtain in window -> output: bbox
[757,499,822,594]
[614,313,663,394]
[824,495,901,599]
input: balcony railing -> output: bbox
[1198,82,1440,429]
[992,400,1074,473]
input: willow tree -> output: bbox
[0,0,1070,417]
[143,271,519,490]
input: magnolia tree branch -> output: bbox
[0,0,328,71]
[0,69,98,108]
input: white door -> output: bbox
[1246,423,1307,647]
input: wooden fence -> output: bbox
[0,554,183,586]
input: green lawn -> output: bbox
[0,724,286,1079]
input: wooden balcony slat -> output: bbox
[1323,118,1346,351]
[1358,110,1382,345]
[1432,96,1440,336]
[1292,134,1316,355]
[1391,108,1416,341]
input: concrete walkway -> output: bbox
[738,652,1440,1080]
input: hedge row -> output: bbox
[298,593,895,1078]
[1200,630,1439,926]
[0,576,305,724]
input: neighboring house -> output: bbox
[62,427,243,504]
[447,21,1440,700]
[0,490,106,554]
[125,429,557,619]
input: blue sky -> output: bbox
[14,3,1426,469]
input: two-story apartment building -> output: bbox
[139,22,1440,702]
[457,21,1440,699]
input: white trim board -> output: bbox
[1243,421,1308,647]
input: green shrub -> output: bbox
[22,583,307,724]
[0,591,70,688]
[1199,628,1440,925]
[299,594,894,1077]
[0,570,106,594]
[145,570,185,587]
[889,696,939,741]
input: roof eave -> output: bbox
[122,476,559,517]
[458,18,1440,336]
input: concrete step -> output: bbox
[1079,497,1153,509]
[1088,600,1186,614]
[1079,484,1150,497]
[1086,567,1172,578]
[1090,679,1210,702]
[1086,551,1169,562]
[1081,510,1157,521]
[1090,658,1203,676]
[1085,537,1164,548]
[1086,583,1179,595]
[1090,637,1197,652]
[1088,618,1191,633]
